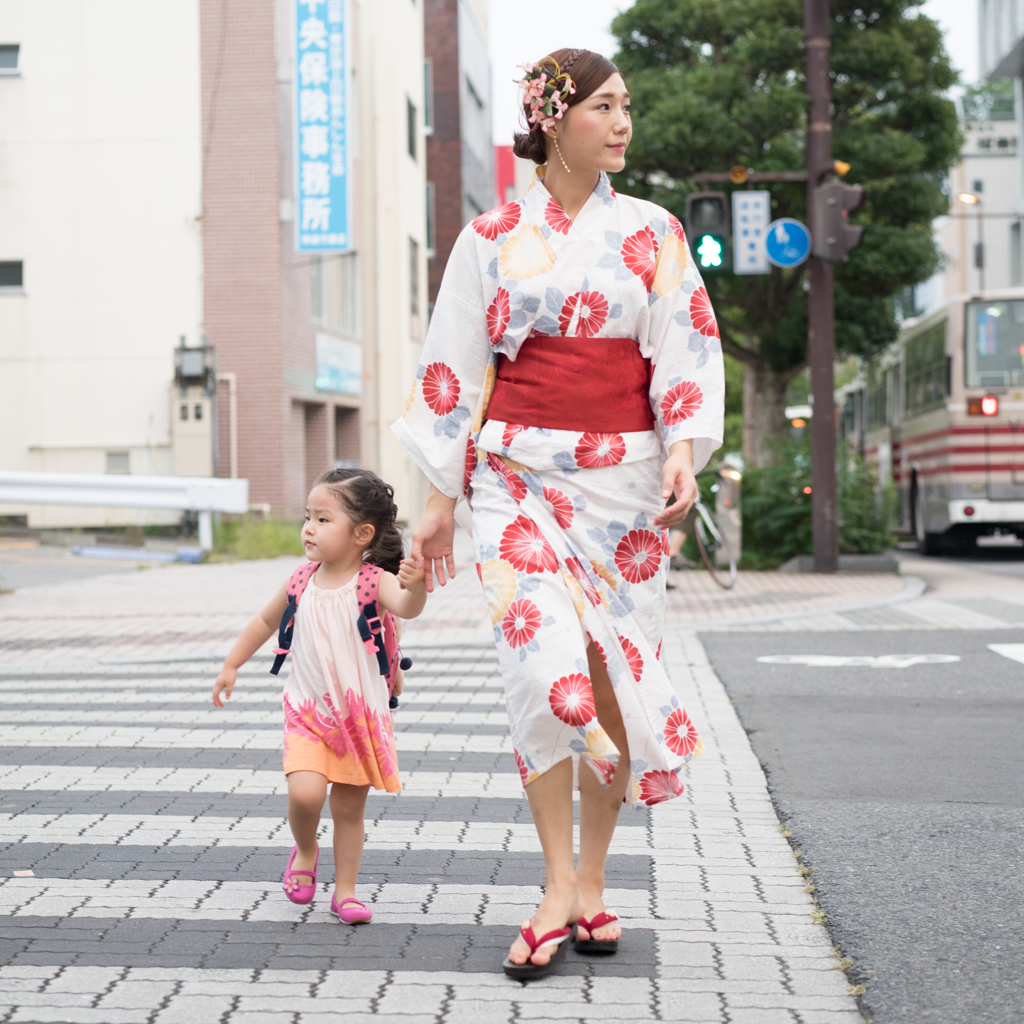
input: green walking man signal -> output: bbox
[685,191,730,274]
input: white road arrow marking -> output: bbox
[757,654,961,668]
[987,643,1024,665]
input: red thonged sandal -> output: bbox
[501,922,573,980]
[572,911,619,953]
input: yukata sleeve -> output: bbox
[645,218,725,475]
[392,225,491,499]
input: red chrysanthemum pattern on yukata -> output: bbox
[502,423,526,447]
[544,199,572,235]
[663,708,699,757]
[499,515,558,573]
[661,530,671,555]
[590,758,618,786]
[514,749,530,785]
[487,288,511,345]
[472,202,521,240]
[422,362,460,416]
[639,769,685,805]
[690,286,719,338]
[661,381,704,425]
[566,556,600,606]
[542,487,574,528]
[621,226,659,290]
[668,213,687,243]
[574,432,626,468]
[487,453,527,500]
[558,291,609,337]
[502,598,542,648]
[619,636,644,681]
[463,437,476,494]
[549,673,596,726]
[614,529,662,584]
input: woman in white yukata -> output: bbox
[393,48,724,979]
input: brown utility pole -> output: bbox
[805,0,838,572]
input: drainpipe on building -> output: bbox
[216,372,238,479]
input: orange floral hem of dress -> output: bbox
[282,690,401,792]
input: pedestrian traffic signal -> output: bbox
[685,191,730,275]
[812,181,864,262]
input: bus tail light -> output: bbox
[964,506,975,517]
[969,396,999,416]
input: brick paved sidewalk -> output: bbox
[0,557,869,1022]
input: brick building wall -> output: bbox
[200,0,286,512]
[425,0,462,310]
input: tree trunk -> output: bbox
[743,363,793,468]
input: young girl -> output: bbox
[212,468,427,923]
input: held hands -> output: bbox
[411,488,458,593]
[212,665,237,708]
[397,557,426,593]
[655,445,698,529]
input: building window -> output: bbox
[0,261,23,291]
[310,256,323,321]
[105,451,130,475]
[0,45,19,76]
[407,98,417,160]
[424,61,434,136]
[426,182,436,256]
[464,77,488,163]
[409,238,419,316]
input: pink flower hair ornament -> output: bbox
[516,58,576,134]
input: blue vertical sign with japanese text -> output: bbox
[295,0,350,252]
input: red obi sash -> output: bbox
[485,335,654,433]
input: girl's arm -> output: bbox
[378,558,428,620]
[212,579,290,707]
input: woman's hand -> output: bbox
[655,441,698,529]
[410,486,458,593]
[212,665,237,708]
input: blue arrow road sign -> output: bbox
[765,218,811,268]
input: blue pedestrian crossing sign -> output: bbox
[765,218,811,268]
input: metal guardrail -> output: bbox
[0,472,249,550]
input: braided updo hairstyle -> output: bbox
[313,467,404,575]
[512,48,622,165]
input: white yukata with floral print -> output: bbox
[393,168,724,808]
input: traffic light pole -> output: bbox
[805,0,838,573]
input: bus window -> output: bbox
[964,299,1024,388]
[905,321,947,415]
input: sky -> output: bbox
[487,0,981,145]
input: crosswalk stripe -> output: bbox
[0,708,510,726]
[0,813,653,852]
[0,765,525,798]
[988,642,1024,665]
[0,878,653,925]
[0,689,507,706]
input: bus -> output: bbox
[838,289,1024,555]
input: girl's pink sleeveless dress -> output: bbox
[281,573,401,791]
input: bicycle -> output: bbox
[671,469,738,590]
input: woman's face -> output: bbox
[551,72,631,174]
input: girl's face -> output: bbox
[551,73,631,174]
[301,484,373,563]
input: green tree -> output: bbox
[611,0,961,465]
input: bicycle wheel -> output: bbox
[693,502,737,589]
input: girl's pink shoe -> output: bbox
[282,845,318,904]
[331,894,372,924]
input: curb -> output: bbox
[670,573,927,629]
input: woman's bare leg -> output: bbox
[286,770,328,880]
[575,642,629,942]
[329,782,370,898]
[506,757,582,966]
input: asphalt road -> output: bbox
[701,628,1024,1024]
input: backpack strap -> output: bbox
[355,565,391,679]
[270,561,320,676]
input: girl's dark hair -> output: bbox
[313,467,404,575]
[511,48,622,165]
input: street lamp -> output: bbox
[958,192,984,291]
